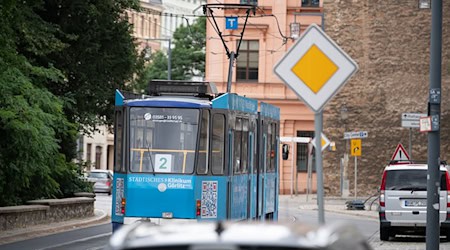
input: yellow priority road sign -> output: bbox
[351,139,362,156]
[311,133,330,151]
[273,24,358,113]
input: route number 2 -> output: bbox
[155,154,172,173]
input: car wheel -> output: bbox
[380,227,390,241]
[446,231,450,242]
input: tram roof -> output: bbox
[212,93,258,114]
[125,96,211,109]
[260,102,280,120]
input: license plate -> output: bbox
[404,199,426,207]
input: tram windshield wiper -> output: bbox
[144,140,155,176]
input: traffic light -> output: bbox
[282,144,289,160]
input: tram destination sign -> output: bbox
[344,131,368,140]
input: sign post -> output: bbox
[274,24,358,224]
[350,139,361,198]
[344,131,367,198]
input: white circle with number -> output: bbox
[158,183,167,192]
[144,113,152,120]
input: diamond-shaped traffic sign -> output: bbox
[273,24,358,112]
[311,133,330,151]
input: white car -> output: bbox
[379,161,450,240]
[106,221,372,250]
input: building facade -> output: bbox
[322,0,450,197]
[205,0,323,195]
[205,0,450,196]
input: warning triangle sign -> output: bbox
[391,144,410,161]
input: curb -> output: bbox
[0,209,110,245]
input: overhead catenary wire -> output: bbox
[130,9,289,42]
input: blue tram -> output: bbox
[111,81,280,230]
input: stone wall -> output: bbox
[322,0,450,196]
[0,197,94,231]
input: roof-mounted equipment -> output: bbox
[148,80,218,99]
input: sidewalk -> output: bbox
[279,194,379,220]
[0,209,110,245]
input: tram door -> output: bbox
[229,115,251,220]
[256,117,265,219]
[247,116,257,219]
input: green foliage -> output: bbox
[0,0,60,206]
[171,17,206,80]
[0,0,140,206]
[38,0,141,131]
[133,17,206,92]
[133,51,169,92]
[51,161,93,197]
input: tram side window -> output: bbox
[212,114,225,175]
[250,119,257,174]
[234,118,243,174]
[114,110,124,172]
[269,123,277,172]
[197,110,210,175]
[266,123,276,173]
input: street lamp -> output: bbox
[144,38,172,80]
[290,13,301,40]
[290,22,301,40]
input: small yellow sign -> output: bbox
[351,139,361,156]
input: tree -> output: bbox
[171,17,206,80]
[133,17,206,91]
[0,0,89,206]
[38,0,142,131]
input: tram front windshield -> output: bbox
[129,107,199,174]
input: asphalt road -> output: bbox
[3,195,450,249]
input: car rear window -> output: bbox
[385,170,447,191]
[88,172,108,179]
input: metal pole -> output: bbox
[290,141,294,197]
[340,157,343,195]
[426,0,442,249]
[354,156,357,198]
[168,39,172,80]
[226,51,235,93]
[307,142,313,202]
[409,128,412,158]
[315,111,325,224]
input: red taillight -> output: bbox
[446,172,450,207]
[196,200,201,216]
[106,181,111,187]
[379,212,386,220]
[379,170,387,207]
[121,198,126,214]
